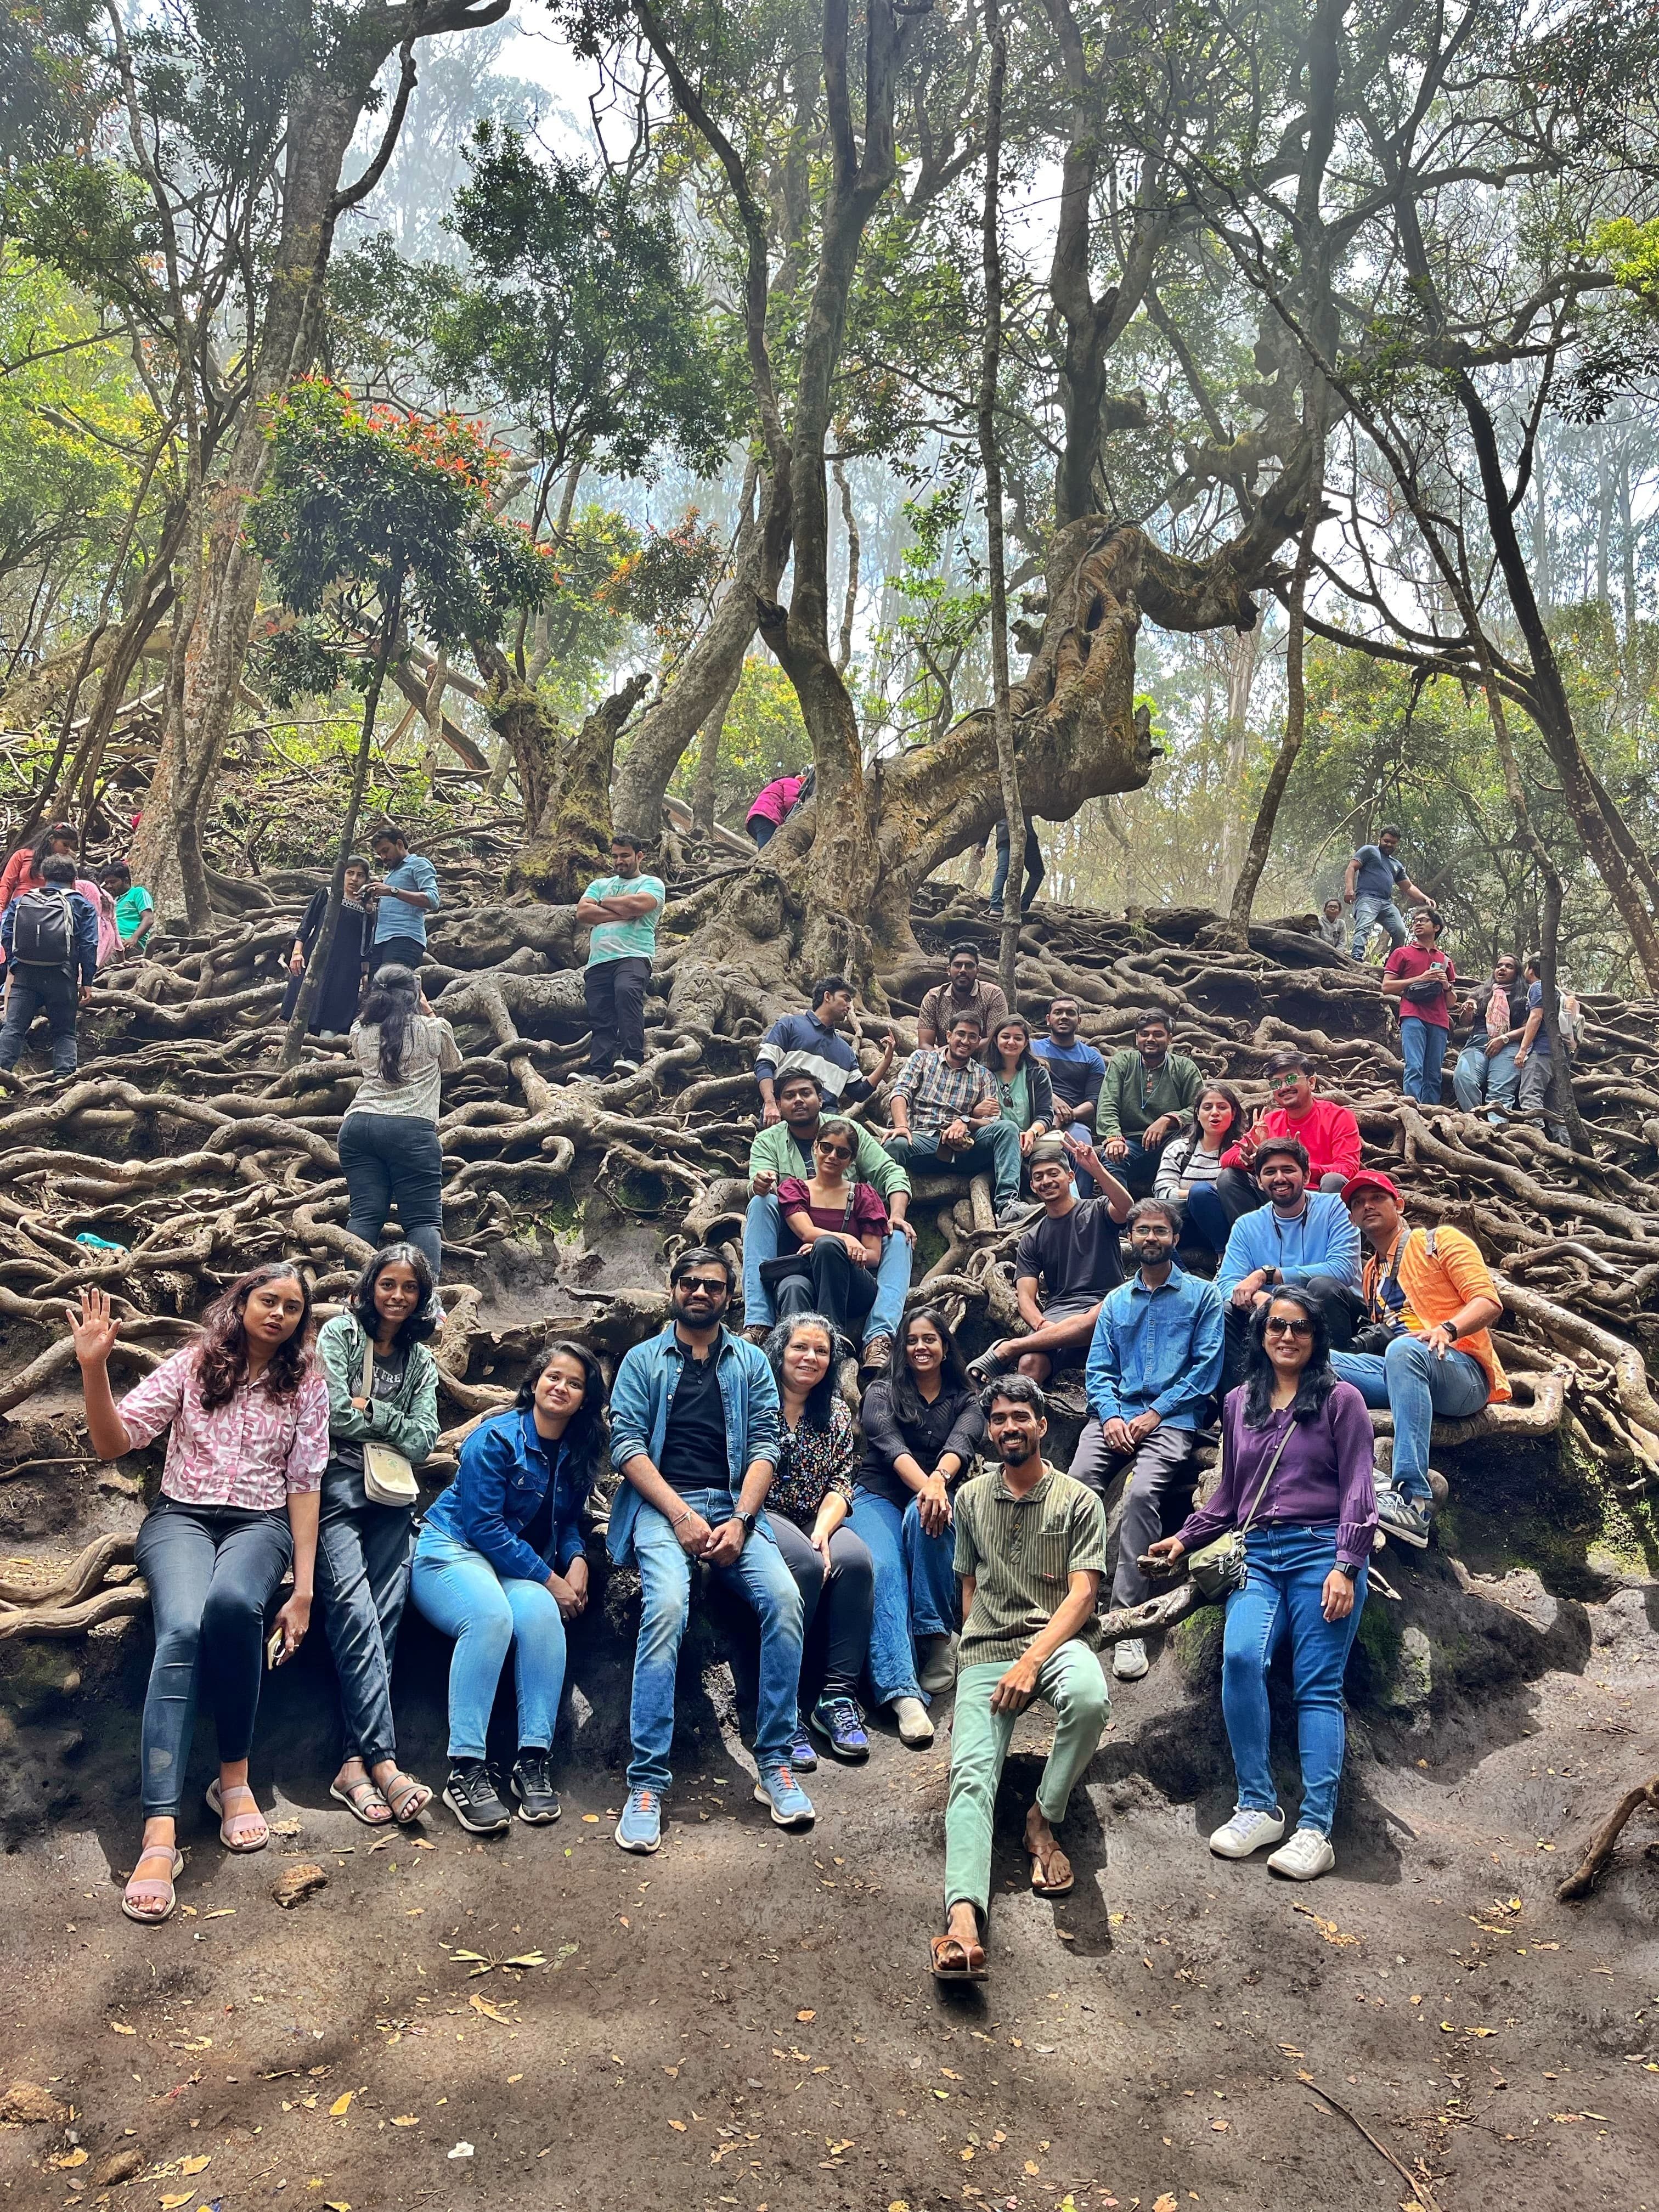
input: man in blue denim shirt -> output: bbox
[607,1248,810,1853]
[1215,1138,1361,1388]
[1069,1199,1224,1679]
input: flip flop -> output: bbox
[382,1772,433,1825]
[330,1776,393,1827]
[1029,1838,1074,1895]
[206,1779,269,1854]
[929,1932,988,1982]
[121,1845,184,1925]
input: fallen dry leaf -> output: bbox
[109,2022,136,2036]
[47,2149,88,2170]
[390,2115,420,2128]
[1292,1903,1359,1946]
[329,2090,353,2117]
[180,2153,210,2174]
[797,2010,815,2023]
[160,2196,194,2209]
[668,2119,687,2132]
[1154,2197,1179,2212]
[201,1908,235,1919]
[470,1994,514,2025]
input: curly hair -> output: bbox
[764,1312,840,1430]
[195,1263,314,1412]
[1239,1286,1338,1430]
[347,1242,437,1352]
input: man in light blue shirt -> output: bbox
[1069,1198,1224,1678]
[367,824,439,972]
[575,831,665,1079]
[1216,1136,1361,1388]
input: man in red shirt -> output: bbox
[1383,907,1457,1105]
[1211,1050,1362,1229]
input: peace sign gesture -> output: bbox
[66,1285,121,1369]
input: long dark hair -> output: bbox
[982,1013,1039,1081]
[515,1339,608,1492]
[31,820,78,871]
[1170,1082,1245,1172]
[889,1303,973,1424]
[765,1312,840,1431]
[195,1263,313,1411]
[359,962,420,1083]
[347,1242,437,1353]
[1240,1285,1338,1429]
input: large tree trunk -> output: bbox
[508,674,651,901]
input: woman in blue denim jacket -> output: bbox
[411,1341,607,1835]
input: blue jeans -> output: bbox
[340,1110,444,1281]
[1221,1523,1367,1837]
[1452,1039,1521,1114]
[0,964,80,1075]
[1399,1017,1449,1105]
[847,1488,958,1706]
[742,1195,912,1347]
[1331,1341,1489,1505]
[886,1123,1020,1210]
[627,1486,803,1792]
[1104,1136,1159,1197]
[315,1491,415,1767]
[410,1527,567,1760]
[1351,895,1407,959]
[989,819,1044,910]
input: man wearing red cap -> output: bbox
[1330,1171,1507,1548]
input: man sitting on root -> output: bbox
[1215,1136,1361,1391]
[930,1378,1108,1984]
[969,1135,1132,1389]
[885,1010,1026,1228]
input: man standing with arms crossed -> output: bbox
[575,832,664,1080]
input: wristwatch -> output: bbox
[1333,1561,1356,1581]
[736,1510,758,1538]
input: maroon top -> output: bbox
[1176,1380,1378,1572]
[778,1175,888,1249]
[1384,944,1457,1029]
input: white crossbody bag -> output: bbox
[360,1335,419,1509]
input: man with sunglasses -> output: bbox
[1211,1051,1361,1225]
[607,1249,812,1852]
[1330,1171,1507,1549]
[1215,1137,1361,1391]
[746,1068,914,1369]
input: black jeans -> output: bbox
[368,935,425,977]
[585,955,651,1071]
[769,1512,876,1703]
[133,1499,292,1818]
[774,1238,880,1340]
[1221,1273,1357,1392]
[315,1475,416,1769]
[339,1111,444,1280]
[0,963,78,1075]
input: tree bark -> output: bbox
[690,655,744,836]
[508,673,651,901]
[978,0,1021,1008]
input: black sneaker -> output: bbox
[443,1758,511,1835]
[511,1751,561,1824]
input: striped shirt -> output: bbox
[891,1047,998,1136]
[953,1461,1107,1667]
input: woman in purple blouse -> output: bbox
[1148,1284,1376,1882]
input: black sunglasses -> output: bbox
[1264,1314,1312,1336]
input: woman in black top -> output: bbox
[280,856,373,1036]
[848,1306,985,1747]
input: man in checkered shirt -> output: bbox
[884,1009,1027,1227]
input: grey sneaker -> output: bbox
[1207,1806,1286,1859]
[995,1200,1037,1229]
[917,1633,957,1693]
[1112,1637,1149,1681]
[891,1696,934,1747]
[1376,1488,1431,1549]
[1267,1827,1336,1880]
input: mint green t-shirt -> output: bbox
[115,884,154,941]
[583,873,664,967]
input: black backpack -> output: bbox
[10,887,75,969]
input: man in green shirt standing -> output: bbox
[744,1068,913,1370]
[930,1376,1108,1982]
[574,832,664,1080]
[1097,1009,1203,1195]
[103,861,154,959]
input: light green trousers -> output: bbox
[944,1640,1109,1916]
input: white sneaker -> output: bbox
[1207,1806,1286,1859]
[1267,1827,1336,1880]
[891,1697,935,1747]
[917,1633,958,1694]
[1113,1637,1149,1681]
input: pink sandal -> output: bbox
[121,1844,184,1925]
[206,1779,269,1853]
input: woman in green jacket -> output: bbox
[314,1244,441,1825]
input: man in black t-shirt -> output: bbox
[969,1136,1132,1386]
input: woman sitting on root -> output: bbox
[848,1305,985,1748]
[69,1268,328,1924]
[763,1313,876,1768]
[313,1243,441,1827]
[984,1013,1056,1159]
[1147,1285,1376,1882]
[773,1116,889,1348]
[410,1342,606,1835]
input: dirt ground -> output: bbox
[3,1561,1656,2212]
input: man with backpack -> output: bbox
[0,853,100,1078]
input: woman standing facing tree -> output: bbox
[68,1268,328,1923]
[339,964,461,1284]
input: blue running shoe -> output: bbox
[787,1718,819,1773]
[614,1786,662,1853]
[753,1765,815,1829]
[811,1695,870,1763]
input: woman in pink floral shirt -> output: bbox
[69,1266,328,1925]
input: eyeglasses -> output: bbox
[1264,1316,1312,1336]
[679,1277,728,1296]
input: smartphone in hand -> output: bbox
[266,1627,286,1671]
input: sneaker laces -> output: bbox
[823,1696,862,1730]
[630,1788,656,1815]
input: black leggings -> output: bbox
[768,1513,876,1703]
[775,1238,879,1339]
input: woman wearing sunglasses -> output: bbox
[774,1116,889,1347]
[1146,1285,1375,1881]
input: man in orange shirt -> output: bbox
[1330,1170,1507,1548]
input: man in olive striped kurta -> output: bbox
[931,1378,1109,1981]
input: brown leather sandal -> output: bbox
[1029,1837,1074,1895]
[929,1932,988,1981]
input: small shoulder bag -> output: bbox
[1186,1418,1299,1601]
[359,1334,419,1509]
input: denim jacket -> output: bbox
[607,1323,780,1564]
[423,1408,590,1584]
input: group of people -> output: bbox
[0,821,153,1076]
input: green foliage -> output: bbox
[433,123,733,482]
[861,486,990,746]
[247,377,554,701]
[665,653,809,826]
